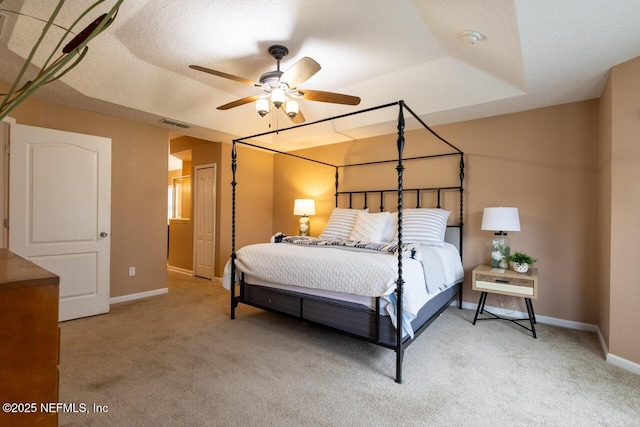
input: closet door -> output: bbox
[194,164,216,279]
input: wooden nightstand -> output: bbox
[471,264,538,338]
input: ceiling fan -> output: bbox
[189,45,361,124]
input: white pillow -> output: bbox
[320,208,367,240]
[349,211,390,242]
[400,208,450,246]
[381,212,398,242]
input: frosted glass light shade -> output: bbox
[256,97,270,116]
[285,100,298,118]
[271,87,285,109]
[293,199,315,216]
[481,207,521,232]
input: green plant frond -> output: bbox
[0,0,124,120]
[45,47,89,84]
[0,79,33,97]
[0,0,65,110]
[43,0,106,70]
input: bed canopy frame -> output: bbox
[229,100,465,383]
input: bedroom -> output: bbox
[0,0,639,424]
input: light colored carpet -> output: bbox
[58,271,640,426]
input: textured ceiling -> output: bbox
[1,0,640,151]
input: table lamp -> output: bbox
[481,207,520,268]
[293,199,315,236]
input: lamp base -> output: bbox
[299,215,310,236]
[490,233,510,268]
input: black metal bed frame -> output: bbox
[229,101,465,383]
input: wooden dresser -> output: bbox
[0,249,60,427]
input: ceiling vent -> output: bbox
[160,118,191,129]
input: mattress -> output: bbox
[224,241,463,317]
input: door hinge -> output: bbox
[3,218,8,228]
[4,142,8,154]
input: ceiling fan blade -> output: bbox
[280,57,321,89]
[189,65,260,87]
[298,89,360,106]
[289,109,306,124]
[217,95,261,110]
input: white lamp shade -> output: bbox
[481,207,520,231]
[293,199,315,216]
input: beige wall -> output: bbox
[273,101,600,324]
[2,82,169,298]
[598,74,613,350]
[219,143,274,275]
[602,57,640,364]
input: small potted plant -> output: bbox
[505,252,537,273]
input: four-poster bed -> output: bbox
[224,101,465,383]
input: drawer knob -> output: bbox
[495,279,510,284]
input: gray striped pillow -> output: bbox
[400,208,450,246]
[320,208,367,240]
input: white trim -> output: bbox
[596,325,609,355]
[167,265,193,275]
[607,353,640,376]
[109,288,168,304]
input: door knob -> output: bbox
[100,231,108,237]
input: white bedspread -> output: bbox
[222,241,463,325]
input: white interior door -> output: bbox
[9,124,111,321]
[194,164,216,279]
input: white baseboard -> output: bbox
[607,353,640,375]
[458,300,639,376]
[596,326,609,355]
[167,265,193,275]
[595,326,640,376]
[110,288,168,304]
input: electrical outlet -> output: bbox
[128,266,135,276]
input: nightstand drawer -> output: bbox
[472,265,538,299]
[475,278,534,296]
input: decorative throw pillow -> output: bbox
[381,211,398,242]
[400,208,450,246]
[349,211,390,242]
[320,208,367,240]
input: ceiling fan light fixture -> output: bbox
[285,100,298,119]
[271,87,285,109]
[256,97,270,117]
